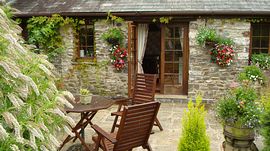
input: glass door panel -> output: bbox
[164,25,184,94]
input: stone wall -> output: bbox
[54,20,128,97]
[188,19,250,99]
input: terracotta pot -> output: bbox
[222,125,258,151]
[80,94,92,104]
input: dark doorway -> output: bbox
[142,24,161,92]
[143,24,161,74]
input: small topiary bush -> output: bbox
[178,95,210,151]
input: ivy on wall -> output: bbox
[27,14,84,61]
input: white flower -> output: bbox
[40,145,49,151]
[18,73,40,96]
[27,125,45,141]
[64,116,76,127]
[2,112,20,129]
[49,134,61,148]
[39,122,49,132]
[10,144,20,151]
[38,64,54,77]
[0,123,8,140]
[63,125,74,137]
[62,91,75,103]
[0,61,19,78]
[49,108,65,118]
[56,96,74,109]
[7,93,25,108]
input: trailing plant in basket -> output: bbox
[102,27,124,46]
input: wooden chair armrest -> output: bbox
[91,124,117,144]
[114,97,132,105]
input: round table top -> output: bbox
[65,95,115,113]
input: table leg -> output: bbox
[59,111,98,151]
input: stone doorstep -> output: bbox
[155,94,216,104]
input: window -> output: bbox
[78,20,94,58]
[251,23,270,54]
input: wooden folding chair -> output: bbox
[111,73,163,133]
[92,102,160,151]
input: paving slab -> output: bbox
[60,102,263,151]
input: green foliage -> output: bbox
[102,27,124,46]
[106,12,124,24]
[196,27,217,46]
[80,88,90,95]
[238,65,266,85]
[0,8,75,150]
[216,36,234,45]
[152,17,173,24]
[260,88,270,151]
[0,5,13,20]
[178,95,210,151]
[27,14,83,61]
[196,27,234,46]
[216,85,261,128]
[251,53,270,70]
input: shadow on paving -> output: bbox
[60,102,264,151]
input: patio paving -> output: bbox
[60,102,264,151]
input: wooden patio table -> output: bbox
[59,95,115,151]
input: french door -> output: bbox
[161,24,189,95]
[128,23,189,95]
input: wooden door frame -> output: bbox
[127,22,138,97]
[160,23,189,95]
[128,22,189,95]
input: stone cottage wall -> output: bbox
[54,20,128,97]
[188,19,250,99]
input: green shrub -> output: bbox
[0,8,75,150]
[216,85,261,128]
[251,53,270,70]
[238,65,266,85]
[178,95,210,151]
[260,88,270,151]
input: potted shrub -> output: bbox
[80,88,92,104]
[215,84,261,150]
[102,27,124,46]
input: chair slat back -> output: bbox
[132,73,157,104]
[113,102,160,151]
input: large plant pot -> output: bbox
[80,95,92,104]
[222,125,258,151]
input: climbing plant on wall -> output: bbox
[27,14,84,61]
